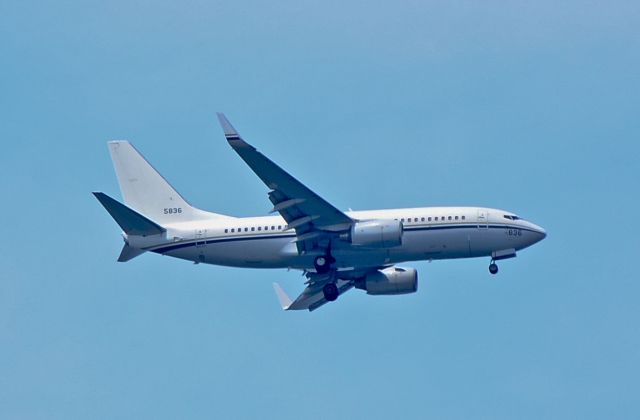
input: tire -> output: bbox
[489,263,499,275]
[314,256,330,274]
[323,283,339,301]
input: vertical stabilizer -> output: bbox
[108,141,228,224]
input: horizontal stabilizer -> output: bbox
[93,192,166,236]
[118,243,146,262]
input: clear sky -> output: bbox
[1,1,639,419]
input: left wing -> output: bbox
[217,113,353,253]
[273,276,355,311]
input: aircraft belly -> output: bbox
[164,236,297,268]
[395,228,474,261]
[332,248,390,269]
[469,227,513,257]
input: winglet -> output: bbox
[216,113,240,140]
[272,282,293,311]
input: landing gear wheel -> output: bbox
[323,283,339,301]
[314,256,328,273]
[314,255,334,274]
[489,262,499,275]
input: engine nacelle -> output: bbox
[355,266,418,295]
[347,219,403,248]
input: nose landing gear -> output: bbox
[489,261,499,275]
[488,249,516,274]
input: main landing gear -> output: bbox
[314,254,335,274]
[489,261,499,275]
[314,250,339,301]
[322,282,339,301]
[487,249,516,274]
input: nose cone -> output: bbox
[528,222,547,243]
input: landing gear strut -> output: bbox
[323,283,339,301]
[489,261,499,275]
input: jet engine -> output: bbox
[346,219,403,247]
[355,266,418,295]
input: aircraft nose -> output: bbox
[530,222,547,241]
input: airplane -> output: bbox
[93,114,547,311]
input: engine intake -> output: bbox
[347,219,403,248]
[355,266,418,295]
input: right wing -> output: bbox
[217,113,353,253]
[218,114,370,311]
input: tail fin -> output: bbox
[108,141,227,224]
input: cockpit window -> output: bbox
[503,215,521,221]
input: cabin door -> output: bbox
[477,209,488,229]
[195,229,207,247]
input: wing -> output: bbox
[273,275,355,312]
[217,113,353,253]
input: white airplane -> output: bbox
[94,114,546,311]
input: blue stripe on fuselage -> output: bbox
[150,233,297,254]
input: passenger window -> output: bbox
[244,227,248,232]
[258,227,261,231]
[230,228,234,233]
[278,225,282,230]
[271,226,275,230]
[225,229,228,233]
[401,218,405,222]
[448,216,452,220]
[421,217,425,222]
[251,227,255,231]
[414,218,418,222]
[462,215,465,220]
[428,217,431,221]
[455,216,459,220]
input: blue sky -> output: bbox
[1,1,639,418]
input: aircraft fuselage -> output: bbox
[143,206,546,272]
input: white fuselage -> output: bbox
[136,206,546,271]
